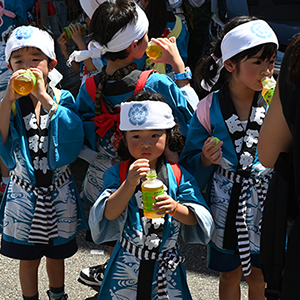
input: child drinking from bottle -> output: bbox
[180,16,278,299]
[88,90,214,300]
[0,22,88,300]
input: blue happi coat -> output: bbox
[89,160,214,300]
[0,89,88,246]
[180,91,272,254]
[76,70,198,206]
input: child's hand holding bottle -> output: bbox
[149,37,184,73]
[28,68,47,99]
[200,136,223,167]
[126,159,150,188]
[5,69,29,102]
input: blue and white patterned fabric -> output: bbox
[76,70,196,206]
[0,89,88,246]
[89,161,214,300]
[180,90,272,255]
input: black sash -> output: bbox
[218,85,267,250]
[19,87,54,187]
[136,156,168,300]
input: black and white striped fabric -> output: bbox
[120,236,183,300]
[217,165,272,276]
[10,167,71,245]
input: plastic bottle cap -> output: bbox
[146,169,157,178]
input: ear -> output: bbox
[130,39,139,53]
[224,59,235,73]
[7,63,12,71]
[48,59,57,72]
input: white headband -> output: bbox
[67,3,148,65]
[120,101,176,131]
[201,20,279,91]
[5,25,56,63]
[79,0,106,19]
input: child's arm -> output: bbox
[57,32,80,73]
[150,37,189,88]
[69,23,97,72]
[104,159,150,220]
[154,194,198,225]
[0,71,23,144]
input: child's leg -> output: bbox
[245,267,266,300]
[46,258,65,299]
[219,266,243,300]
[46,258,65,287]
[19,259,41,297]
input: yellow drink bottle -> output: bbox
[13,70,37,95]
[63,23,87,40]
[141,169,165,219]
[261,77,276,105]
[146,41,163,59]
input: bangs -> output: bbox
[231,43,277,63]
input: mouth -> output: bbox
[142,153,151,157]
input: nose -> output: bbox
[261,62,271,77]
[142,137,151,148]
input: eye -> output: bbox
[132,135,141,139]
[253,60,262,65]
[151,134,160,138]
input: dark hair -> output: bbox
[117,91,185,160]
[4,20,55,66]
[89,0,139,61]
[286,35,300,88]
[195,16,278,93]
[144,0,168,40]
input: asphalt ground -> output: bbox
[0,158,248,299]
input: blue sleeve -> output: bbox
[75,82,98,151]
[179,112,214,190]
[144,73,194,136]
[0,111,19,170]
[167,164,214,244]
[48,90,84,169]
[89,164,127,244]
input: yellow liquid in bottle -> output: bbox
[142,177,165,219]
[13,74,35,95]
[146,43,162,59]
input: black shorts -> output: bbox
[208,244,261,273]
[0,237,78,260]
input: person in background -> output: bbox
[180,15,278,299]
[57,0,106,86]
[0,22,88,300]
[70,0,197,295]
[88,90,214,300]
[0,0,35,195]
[136,0,189,77]
[258,35,300,300]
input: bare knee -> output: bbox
[246,267,265,288]
[220,267,243,286]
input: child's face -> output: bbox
[7,47,56,81]
[125,129,166,168]
[227,49,276,92]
